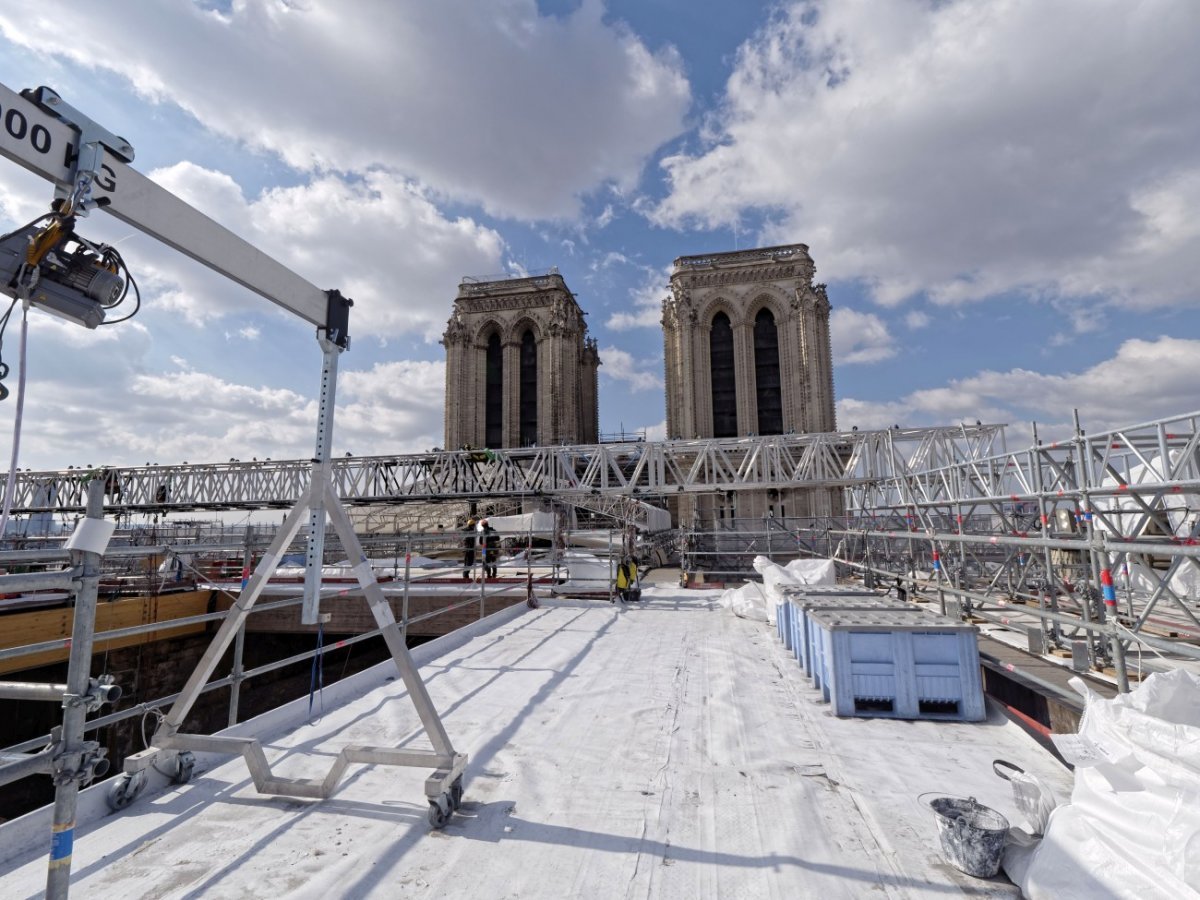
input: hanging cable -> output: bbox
[0,212,53,246]
[101,265,140,325]
[0,296,16,402]
[0,305,30,539]
[307,619,325,724]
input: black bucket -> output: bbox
[929,796,1009,878]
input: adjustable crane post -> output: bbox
[302,291,351,624]
[1,82,467,831]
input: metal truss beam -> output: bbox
[1,424,1005,516]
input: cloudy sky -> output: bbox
[0,0,1198,471]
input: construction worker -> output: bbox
[616,555,640,602]
[479,518,499,579]
[462,518,477,579]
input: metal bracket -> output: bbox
[21,86,134,216]
[84,675,122,712]
[324,288,352,350]
[49,739,106,786]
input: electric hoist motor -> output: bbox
[0,222,125,329]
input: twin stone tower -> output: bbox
[442,243,837,522]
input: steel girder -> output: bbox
[1,424,1004,516]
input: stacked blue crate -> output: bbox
[777,597,794,650]
[806,608,985,721]
[783,591,899,677]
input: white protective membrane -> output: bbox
[1006,669,1200,899]
[720,556,838,623]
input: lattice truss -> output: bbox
[3,424,1005,516]
[842,411,1200,654]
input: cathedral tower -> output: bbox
[662,244,838,523]
[442,271,600,450]
[663,244,835,440]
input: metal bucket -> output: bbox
[929,796,1009,878]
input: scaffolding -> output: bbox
[681,409,1200,694]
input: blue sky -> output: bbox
[1,0,1198,470]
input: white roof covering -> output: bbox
[0,588,1072,898]
[479,510,555,534]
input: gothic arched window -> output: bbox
[710,312,737,438]
[519,329,538,446]
[485,332,503,448]
[754,307,783,435]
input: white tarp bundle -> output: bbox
[1006,669,1200,899]
[636,502,673,533]
[784,559,837,585]
[550,551,614,594]
[484,511,556,535]
[719,581,770,622]
[717,557,839,624]
[760,556,836,624]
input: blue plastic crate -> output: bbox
[790,594,903,677]
[777,598,794,649]
[807,609,984,721]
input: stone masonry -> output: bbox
[442,271,600,450]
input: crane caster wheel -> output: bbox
[173,751,196,785]
[106,771,147,811]
[428,793,452,829]
[449,776,464,811]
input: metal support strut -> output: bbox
[110,331,467,826]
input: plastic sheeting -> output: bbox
[628,500,672,532]
[483,511,556,535]
[719,557,839,623]
[550,550,614,595]
[1096,450,1200,601]
[783,559,837,585]
[1006,669,1200,899]
[719,581,769,622]
[757,556,836,624]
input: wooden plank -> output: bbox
[0,590,212,675]
[976,633,1118,709]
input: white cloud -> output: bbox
[904,310,930,330]
[837,336,1200,437]
[0,0,691,220]
[598,345,662,391]
[653,0,1200,312]
[606,265,669,330]
[2,313,447,467]
[225,325,261,342]
[71,162,505,338]
[337,359,446,452]
[0,167,49,227]
[830,308,895,365]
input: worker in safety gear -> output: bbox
[462,518,477,579]
[616,555,639,602]
[479,518,499,579]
